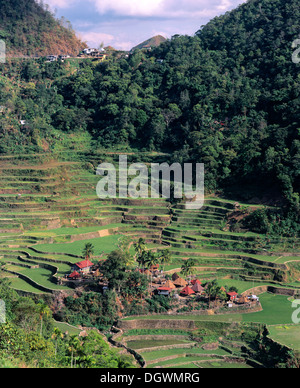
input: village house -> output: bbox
[173,277,188,288]
[68,271,81,280]
[192,282,204,294]
[191,279,202,286]
[46,55,58,62]
[72,259,94,275]
[180,286,195,297]
[162,280,176,289]
[227,291,239,301]
[157,287,172,296]
[82,48,97,55]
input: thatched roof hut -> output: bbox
[163,280,176,289]
[173,277,188,288]
[192,283,204,293]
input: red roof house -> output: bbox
[68,271,81,280]
[191,279,202,286]
[73,259,94,273]
[157,287,172,296]
[180,286,195,296]
[227,292,238,301]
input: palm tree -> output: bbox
[180,258,196,279]
[82,242,94,260]
[159,249,171,274]
[118,236,135,268]
[51,327,64,357]
[79,354,96,368]
[134,238,147,268]
[134,238,146,258]
[38,303,51,337]
[205,280,218,308]
[68,335,81,368]
[144,251,160,290]
[136,249,148,270]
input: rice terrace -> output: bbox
[0,149,299,369]
[0,0,299,371]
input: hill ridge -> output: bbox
[0,0,86,56]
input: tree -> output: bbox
[118,236,134,267]
[144,251,160,290]
[68,335,81,368]
[134,237,146,265]
[180,258,196,279]
[38,302,51,337]
[100,249,128,293]
[82,242,95,260]
[122,271,149,300]
[158,249,171,274]
[205,280,218,308]
[51,327,63,357]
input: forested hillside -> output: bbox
[0,0,86,56]
[0,0,299,233]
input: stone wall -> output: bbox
[241,285,296,297]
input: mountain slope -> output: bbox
[0,0,86,56]
[131,35,167,51]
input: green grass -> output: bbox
[148,356,224,368]
[54,321,81,335]
[126,339,193,350]
[141,347,231,362]
[267,325,300,351]
[123,293,297,325]
[5,276,49,294]
[196,361,252,368]
[14,266,70,290]
[28,224,123,237]
[33,234,121,256]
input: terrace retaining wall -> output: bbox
[117,319,197,331]
[1,268,56,294]
[241,285,297,297]
[69,228,119,242]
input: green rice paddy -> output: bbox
[1,153,300,369]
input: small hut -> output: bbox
[68,271,81,280]
[227,292,238,301]
[173,277,188,288]
[192,282,204,294]
[191,279,202,286]
[172,272,180,281]
[180,286,195,297]
[163,280,176,289]
[157,287,172,296]
[236,296,249,305]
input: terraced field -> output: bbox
[0,152,300,368]
[0,152,173,293]
[0,152,299,295]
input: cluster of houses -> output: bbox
[46,54,70,62]
[66,259,95,281]
[64,259,260,310]
[78,48,107,61]
[45,48,107,63]
[148,269,260,309]
[154,273,204,298]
